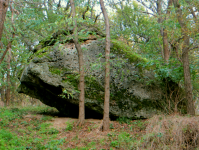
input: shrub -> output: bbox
[65,121,73,131]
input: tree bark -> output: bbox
[100,0,110,132]
[157,0,171,62]
[173,0,195,115]
[163,0,172,62]
[70,0,85,126]
[163,29,169,61]
[0,0,9,41]
[0,41,11,64]
[0,85,5,104]
[5,44,11,106]
[0,3,15,64]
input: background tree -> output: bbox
[173,0,195,115]
[0,0,9,41]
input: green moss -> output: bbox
[111,40,147,63]
[49,66,72,76]
[34,46,52,58]
[61,73,104,103]
[84,76,104,103]
[49,67,61,75]
[62,74,79,89]
[34,44,43,51]
[111,39,156,70]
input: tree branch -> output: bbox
[82,0,90,19]
[94,12,102,23]
[189,46,199,51]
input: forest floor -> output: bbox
[0,106,199,149]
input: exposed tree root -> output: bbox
[97,120,103,132]
[75,119,85,127]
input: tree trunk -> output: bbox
[163,0,172,62]
[157,0,171,62]
[0,3,15,65]
[0,41,11,64]
[100,0,111,132]
[0,86,5,105]
[163,29,169,61]
[70,0,85,126]
[173,0,195,115]
[182,43,195,115]
[0,0,9,41]
[5,45,11,106]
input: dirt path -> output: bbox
[24,114,103,130]
[48,117,102,129]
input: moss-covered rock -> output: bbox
[18,27,182,119]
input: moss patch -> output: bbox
[62,74,79,90]
[49,67,62,75]
[84,76,104,103]
[35,46,50,57]
[111,39,155,70]
[61,73,104,103]
[49,65,73,75]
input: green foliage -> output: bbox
[108,132,137,149]
[116,117,132,124]
[110,140,119,148]
[65,121,74,131]
[0,108,26,127]
[0,107,65,149]
[41,116,53,121]
[131,120,147,130]
[109,123,114,129]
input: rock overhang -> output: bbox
[18,26,182,119]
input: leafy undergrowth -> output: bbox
[0,106,199,149]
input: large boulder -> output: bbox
[18,28,171,119]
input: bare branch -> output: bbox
[65,1,70,11]
[82,0,90,19]
[94,12,102,23]
[189,46,199,51]
[140,11,156,16]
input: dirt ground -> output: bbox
[24,114,103,130]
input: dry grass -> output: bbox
[143,115,199,150]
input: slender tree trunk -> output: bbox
[163,0,172,62]
[70,0,85,126]
[5,45,11,106]
[173,0,195,115]
[0,0,9,41]
[163,29,169,61]
[157,0,171,62]
[0,3,15,64]
[157,0,163,35]
[0,85,5,104]
[0,41,11,64]
[100,0,110,132]
[182,40,195,115]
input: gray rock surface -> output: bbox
[18,38,166,119]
